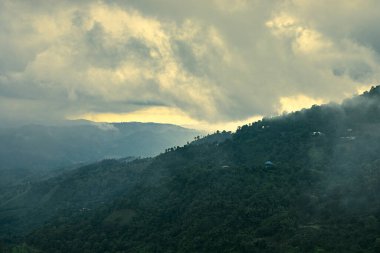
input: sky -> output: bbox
[1,0,380,132]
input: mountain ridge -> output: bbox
[2,86,380,252]
[0,121,201,189]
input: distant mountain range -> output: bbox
[2,86,380,252]
[0,121,201,188]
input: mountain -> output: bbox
[3,86,380,252]
[0,122,201,188]
[0,158,147,238]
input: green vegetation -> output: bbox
[3,86,380,252]
[0,158,150,238]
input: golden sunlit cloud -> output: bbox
[266,13,332,54]
[70,107,194,125]
[69,106,262,133]
[188,115,263,132]
[278,94,325,114]
[355,84,375,95]
[1,1,380,126]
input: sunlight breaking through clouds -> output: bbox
[278,95,326,114]
[1,0,380,131]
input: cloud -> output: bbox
[278,95,326,114]
[0,0,380,130]
[70,106,261,132]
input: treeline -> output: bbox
[6,86,380,252]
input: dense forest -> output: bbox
[2,87,380,252]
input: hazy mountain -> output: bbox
[0,122,201,188]
[2,86,380,252]
[0,158,147,238]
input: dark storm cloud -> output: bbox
[0,0,379,127]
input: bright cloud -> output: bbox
[1,0,380,131]
[278,95,326,114]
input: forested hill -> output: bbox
[6,86,380,252]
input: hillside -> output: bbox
[0,158,150,239]
[3,86,380,252]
